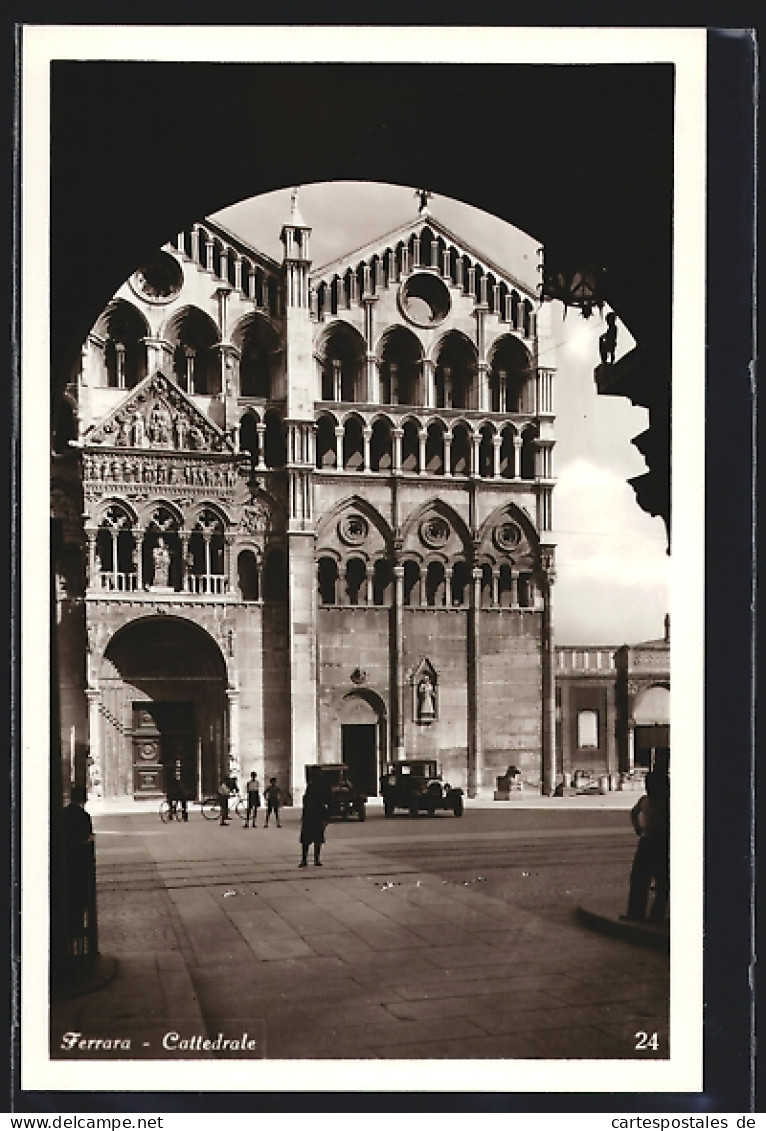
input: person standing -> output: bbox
[218,777,231,826]
[166,773,188,821]
[299,780,329,867]
[623,770,670,922]
[244,771,261,828]
[62,786,96,952]
[264,777,282,828]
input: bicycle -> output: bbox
[199,793,248,822]
[159,798,187,823]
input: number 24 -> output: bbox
[635,1031,660,1050]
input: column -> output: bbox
[470,431,481,478]
[203,534,212,588]
[513,435,523,480]
[86,688,103,798]
[332,359,342,402]
[498,370,507,413]
[334,426,344,471]
[227,689,241,784]
[224,536,235,594]
[510,570,519,607]
[367,355,378,403]
[491,568,500,607]
[418,429,427,475]
[362,426,372,473]
[393,562,405,759]
[444,564,453,607]
[560,679,572,782]
[541,560,557,795]
[180,532,190,592]
[492,435,502,479]
[444,432,453,476]
[365,563,375,606]
[468,567,482,797]
[412,235,421,268]
[134,532,144,590]
[392,427,403,475]
[477,362,489,412]
[256,423,267,470]
[85,530,97,590]
[114,343,126,389]
[190,225,200,263]
[423,359,436,408]
[233,255,242,292]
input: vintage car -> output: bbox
[380,759,464,817]
[305,763,366,821]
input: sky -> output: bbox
[214,181,670,646]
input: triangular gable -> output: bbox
[82,371,234,453]
[312,212,535,298]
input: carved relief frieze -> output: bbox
[84,371,232,453]
[82,451,244,505]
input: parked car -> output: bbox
[305,763,366,821]
[380,759,464,817]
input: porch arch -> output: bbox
[95,615,231,801]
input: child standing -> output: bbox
[244,771,260,828]
[264,777,282,828]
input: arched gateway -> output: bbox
[97,617,228,801]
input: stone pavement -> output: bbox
[50,801,669,1062]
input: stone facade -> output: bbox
[51,193,559,803]
[554,622,670,787]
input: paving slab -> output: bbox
[49,810,669,1064]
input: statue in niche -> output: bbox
[174,412,187,449]
[152,537,171,587]
[598,311,618,365]
[132,410,146,448]
[188,425,205,450]
[148,403,173,445]
[417,674,436,721]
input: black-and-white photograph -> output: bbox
[18,23,735,1107]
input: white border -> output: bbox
[21,24,706,1097]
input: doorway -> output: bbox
[341,724,378,797]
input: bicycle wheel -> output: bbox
[159,800,172,823]
[201,798,220,820]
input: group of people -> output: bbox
[165,767,330,867]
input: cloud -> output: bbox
[553,458,669,642]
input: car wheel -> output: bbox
[383,798,394,818]
[357,803,366,821]
[452,796,464,817]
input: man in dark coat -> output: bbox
[623,770,670,922]
[63,785,96,945]
[299,780,329,867]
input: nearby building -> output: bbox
[554,618,670,787]
[51,192,561,804]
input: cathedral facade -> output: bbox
[51,193,558,804]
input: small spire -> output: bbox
[289,186,307,228]
[416,188,432,215]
